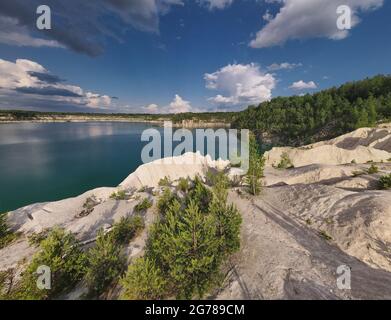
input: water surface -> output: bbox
[0,122,160,212]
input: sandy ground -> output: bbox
[1,127,391,299]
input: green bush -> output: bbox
[158,176,171,187]
[120,257,166,300]
[11,228,87,300]
[245,134,265,195]
[277,152,294,169]
[157,188,179,216]
[123,176,242,300]
[378,174,391,190]
[367,164,379,174]
[176,177,190,193]
[134,198,153,213]
[27,229,50,247]
[187,175,213,213]
[0,214,18,249]
[110,190,128,200]
[85,229,126,297]
[110,216,145,246]
[205,169,230,188]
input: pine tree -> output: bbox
[120,257,166,300]
[245,134,265,195]
[85,229,126,296]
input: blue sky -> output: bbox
[0,0,390,113]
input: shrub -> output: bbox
[187,176,213,213]
[120,257,166,300]
[205,169,230,188]
[138,186,147,193]
[85,229,126,297]
[157,188,179,215]
[0,214,18,249]
[319,230,333,241]
[367,164,379,174]
[176,177,190,193]
[245,134,265,195]
[110,190,128,201]
[11,228,87,300]
[277,152,294,169]
[148,200,220,299]
[110,216,145,246]
[158,176,171,187]
[378,174,391,190]
[123,176,242,300]
[27,229,49,247]
[134,198,153,213]
[351,159,357,164]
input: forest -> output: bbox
[2,75,391,145]
[232,75,391,145]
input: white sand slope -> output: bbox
[265,126,391,167]
[1,128,391,300]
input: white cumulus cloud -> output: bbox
[205,63,276,108]
[0,58,114,110]
[289,80,317,90]
[250,0,383,48]
[169,94,192,113]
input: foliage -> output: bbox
[85,229,126,297]
[187,175,213,213]
[245,134,265,195]
[11,228,87,300]
[233,75,391,145]
[367,164,379,174]
[120,257,167,300]
[378,174,391,190]
[110,190,128,200]
[157,188,179,216]
[0,214,18,249]
[276,152,294,169]
[27,229,50,247]
[134,198,153,213]
[158,176,171,187]
[205,169,230,188]
[176,177,190,193]
[122,176,242,300]
[110,216,145,246]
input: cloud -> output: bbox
[267,62,302,71]
[0,58,114,111]
[15,86,83,97]
[0,0,183,56]
[250,0,383,48]
[142,95,193,114]
[169,94,192,113]
[204,63,276,108]
[289,80,317,90]
[143,103,160,114]
[198,0,234,10]
[28,71,65,84]
[0,15,63,49]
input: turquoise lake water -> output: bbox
[0,122,227,212]
[0,122,151,212]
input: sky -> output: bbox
[0,0,390,114]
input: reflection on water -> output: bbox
[0,122,229,212]
[0,122,159,212]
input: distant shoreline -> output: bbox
[0,117,231,128]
